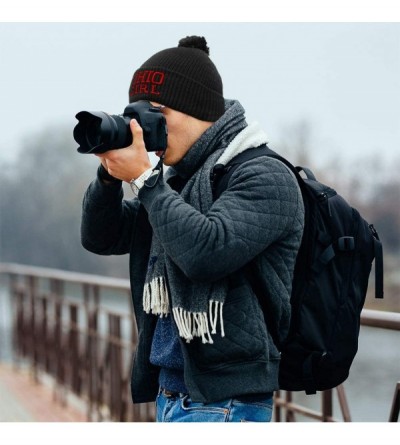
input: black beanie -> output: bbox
[128,36,225,122]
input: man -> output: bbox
[81,36,304,422]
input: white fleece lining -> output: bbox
[215,122,269,167]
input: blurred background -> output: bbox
[0,22,399,423]
[1,22,399,308]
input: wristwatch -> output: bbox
[130,167,155,197]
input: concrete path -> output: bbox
[0,364,86,422]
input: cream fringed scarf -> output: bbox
[142,103,268,345]
[142,144,229,345]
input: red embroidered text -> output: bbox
[130,70,165,96]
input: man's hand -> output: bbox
[96,119,152,182]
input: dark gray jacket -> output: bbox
[81,109,304,404]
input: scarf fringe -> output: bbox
[142,280,225,344]
[172,300,225,344]
[143,276,170,317]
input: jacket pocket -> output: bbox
[185,283,269,370]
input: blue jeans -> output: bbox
[156,390,274,422]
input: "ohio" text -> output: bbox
[130,70,166,96]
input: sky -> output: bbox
[0,20,399,169]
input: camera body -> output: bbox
[73,101,168,154]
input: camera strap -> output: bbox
[144,151,166,189]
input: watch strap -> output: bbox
[130,167,155,195]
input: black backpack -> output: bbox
[211,145,384,394]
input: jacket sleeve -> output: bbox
[138,156,304,282]
[81,172,140,256]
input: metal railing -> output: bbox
[0,262,399,422]
[0,263,154,422]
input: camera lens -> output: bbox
[85,121,102,148]
[74,111,120,154]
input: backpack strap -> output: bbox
[211,145,276,200]
[211,144,311,199]
[369,224,384,299]
[296,166,317,181]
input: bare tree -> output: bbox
[0,124,129,278]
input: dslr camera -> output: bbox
[73,101,168,154]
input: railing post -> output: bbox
[68,304,81,395]
[84,283,100,421]
[11,275,26,365]
[389,382,400,422]
[108,313,123,421]
[274,390,282,422]
[322,390,333,422]
[285,391,295,422]
[128,306,138,422]
[27,275,39,383]
[336,384,352,422]
[51,278,66,406]
[39,296,50,373]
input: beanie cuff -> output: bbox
[129,65,224,121]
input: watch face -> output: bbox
[130,169,154,196]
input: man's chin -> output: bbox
[155,150,174,166]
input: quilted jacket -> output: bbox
[81,117,304,404]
